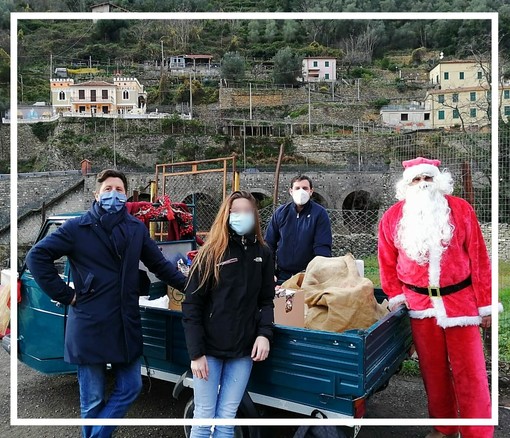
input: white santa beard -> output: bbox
[396,182,454,285]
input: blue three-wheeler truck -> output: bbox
[4,212,412,438]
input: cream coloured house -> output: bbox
[382,60,510,130]
[50,77,147,115]
[425,86,491,129]
[429,60,489,89]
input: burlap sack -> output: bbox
[303,254,388,333]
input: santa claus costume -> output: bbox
[378,157,497,438]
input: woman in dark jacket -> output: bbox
[182,191,275,438]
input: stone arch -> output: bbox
[341,190,380,234]
[249,188,272,209]
[311,191,329,208]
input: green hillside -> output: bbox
[1,0,509,112]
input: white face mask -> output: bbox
[292,188,310,206]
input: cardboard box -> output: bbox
[273,289,305,327]
[167,286,185,311]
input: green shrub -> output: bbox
[373,98,390,109]
[30,121,57,142]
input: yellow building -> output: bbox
[50,77,147,115]
[426,86,491,130]
[429,60,489,89]
[424,60,510,129]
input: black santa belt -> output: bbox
[403,276,472,298]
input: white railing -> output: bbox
[2,113,60,124]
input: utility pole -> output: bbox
[159,38,164,104]
[113,116,117,169]
[189,70,193,120]
[243,120,246,170]
[249,82,253,120]
[19,74,23,104]
[160,39,164,70]
[49,53,53,103]
[308,82,311,134]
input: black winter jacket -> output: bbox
[182,232,275,360]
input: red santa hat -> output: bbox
[402,157,441,183]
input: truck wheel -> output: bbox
[183,396,247,438]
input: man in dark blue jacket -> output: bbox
[26,169,186,438]
[265,175,332,283]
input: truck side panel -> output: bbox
[18,272,76,374]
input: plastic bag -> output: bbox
[0,282,10,336]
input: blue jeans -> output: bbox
[191,356,253,438]
[77,357,142,438]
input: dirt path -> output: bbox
[0,350,508,437]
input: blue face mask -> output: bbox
[229,212,255,236]
[98,190,127,214]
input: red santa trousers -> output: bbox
[410,318,493,438]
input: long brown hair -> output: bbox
[188,190,264,292]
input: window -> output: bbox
[438,94,445,104]
[436,74,439,84]
[444,72,449,80]
[452,93,459,103]
[90,90,96,102]
[102,89,108,99]
[78,89,85,100]
[400,113,409,121]
[453,109,460,119]
[470,108,477,118]
[424,113,430,121]
[438,110,445,120]
[477,71,483,80]
[505,90,510,99]
[324,73,330,80]
[313,61,318,67]
[123,90,129,100]
[102,105,109,114]
[325,61,330,67]
[470,91,476,101]
[459,72,464,80]
[79,105,85,113]
[58,91,65,101]
[505,106,510,116]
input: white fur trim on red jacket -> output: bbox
[408,297,482,328]
[388,293,407,310]
[478,303,504,317]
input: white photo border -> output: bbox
[10,10,500,428]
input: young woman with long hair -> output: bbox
[182,190,275,438]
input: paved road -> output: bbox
[0,348,508,437]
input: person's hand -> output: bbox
[191,356,209,380]
[389,300,408,312]
[70,294,77,306]
[480,315,491,329]
[251,336,270,362]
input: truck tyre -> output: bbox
[183,396,247,438]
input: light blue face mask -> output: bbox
[229,212,255,236]
[98,190,127,214]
